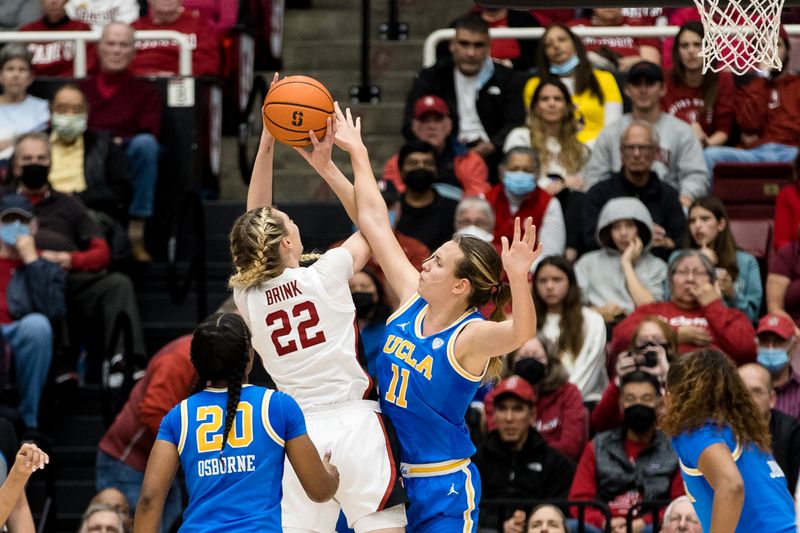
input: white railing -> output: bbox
[0,30,193,77]
[423,24,800,66]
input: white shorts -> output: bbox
[282,400,407,532]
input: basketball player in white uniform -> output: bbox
[230,116,406,533]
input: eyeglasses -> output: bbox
[673,269,710,279]
[621,144,657,154]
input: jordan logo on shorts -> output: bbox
[447,484,459,496]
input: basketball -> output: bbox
[262,76,335,147]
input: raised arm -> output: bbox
[456,218,543,374]
[0,443,48,527]
[247,74,279,211]
[335,103,420,302]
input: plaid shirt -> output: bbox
[775,371,800,421]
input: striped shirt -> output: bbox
[775,371,800,421]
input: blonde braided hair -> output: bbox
[229,207,290,290]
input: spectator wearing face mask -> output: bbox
[755,313,800,420]
[453,196,495,244]
[348,268,392,381]
[569,371,683,533]
[0,196,64,434]
[487,147,565,270]
[49,84,132,226]
[384,95,490,201]
[394,140,459,251]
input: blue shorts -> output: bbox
[403,460,481,533]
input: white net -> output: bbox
[693,0,787,75]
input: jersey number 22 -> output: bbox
[265,301,327,356]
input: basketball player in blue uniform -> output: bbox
[133,313,339,533]
[322,103,543,532]
[663,349,796,532]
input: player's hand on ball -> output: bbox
[293,117,336,172]
[501,217,543,279]
[332,102,364,153]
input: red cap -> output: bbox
[757,313,796,340]
[413,95,450,119]
[492,376,536,405]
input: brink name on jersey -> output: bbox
[265,281,303,305]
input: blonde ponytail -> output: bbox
[229,207,289,290]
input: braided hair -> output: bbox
[229,206,290,290]
[190,312,252,453]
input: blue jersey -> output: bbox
[672,424,796,533]
[378,294,484,465]
[157,385,306,532]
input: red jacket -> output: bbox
[486,184,552,247]
[736,73,800,146]
[381,151,490,198]
[661,71,735,137]
[590,380,624,434]
[534,382,588,461]
[774,184,800,251]
[20,18,95,77]
[98,335,196,471]
[610,300,757,364]
[81,72,162,139]
[568,17,660,57]
[569,436,685,528]
[132,11,220,77]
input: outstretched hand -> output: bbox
[13,442,48,476]
[293,117,336,173]
[501,217,542,279]
[259,72,280,145]
[332,102,365,153]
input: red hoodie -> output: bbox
[132,10,220,77]
[735,73,800,146]
[20,17,95,77]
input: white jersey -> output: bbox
[234,248,371,410]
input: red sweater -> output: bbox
[80,72,162,139]
[569,437,685,528]
[98,335,196,471]
[484,381,586,461]
[20,18,95,77]
[610,300,757,364]
[736,73,800,146]
[132,11,220,77]
[486,184,552,247]
[590,380,624,434]
[661,71,735,137]
[774,184,800,251]
[568,17,660,57]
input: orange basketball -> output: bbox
[262,76,334,147]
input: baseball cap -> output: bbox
[413,95,450,119]
[492,375,536,405]
[0,194,34,222]
[757,313,796,340]
[627,61,664,84]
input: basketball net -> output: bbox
[693,0,787,75]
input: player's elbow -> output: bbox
[717,475,745,503]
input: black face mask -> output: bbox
[514,358,546,387]
[403,169,436,192]
[352,292,377,319]
[19,164,50,190]
[623,404,657,434]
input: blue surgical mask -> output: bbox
[503,171,536,197]
[0,220,30,246]
[549,54,580,76]
[757,347,790,373]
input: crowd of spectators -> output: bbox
[2,2,800,532]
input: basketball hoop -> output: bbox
[693,0,787,75]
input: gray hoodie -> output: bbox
[574,197,667,314]
[582,113,709,200]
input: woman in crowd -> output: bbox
[523,24,623,146]
[532,256,608,404]
[486,147,566,269]
[485,335,587,460]
[610,249,757,363]
[0,44,49,163]
[662,21,735,148]
[669,196,762,323]
[568,8,661,71]
[503,503,569,533]
[591,315,677,432]
[664,349,795,532]
[349,267,392,380]
[575,197,667,326]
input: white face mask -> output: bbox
[51,113,87,142]
[454,225,494,242]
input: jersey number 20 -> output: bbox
[265,301,327,356]
[196,402,254,453]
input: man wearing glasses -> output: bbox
[583,61,709,208]
[581,121,686,260]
